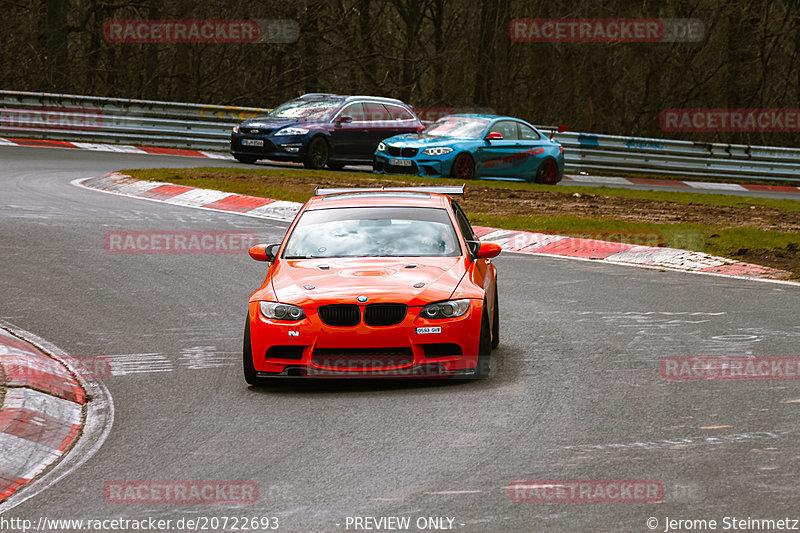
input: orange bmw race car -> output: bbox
[243,186,501,381]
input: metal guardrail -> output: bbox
[2,90,800,182]
[0,90,269,152]
[554,131,800,182]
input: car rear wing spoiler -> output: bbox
[314,185,465,197]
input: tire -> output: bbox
[491,285,500,350]
[303,137,329,169]
[473,304,493,379]
[534,158,559,184]
[243,317,261,386]
[450,153,476,180]
[234,154,258,164]
[326,162,345,170]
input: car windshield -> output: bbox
[282,207,461,258]
[422,117,491,139]
[268,98,342,121]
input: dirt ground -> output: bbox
[175,170,800,275]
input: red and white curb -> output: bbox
[0,324,114,511]
[76,172,299,221]
[469,227,792,281]
[0,329,84,502]
[563,174,800,194]
[74,172,796,284]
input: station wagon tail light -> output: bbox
[422,147,454,156]
[420,299,470,319]
[260,301,306,321]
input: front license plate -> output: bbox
[390,158,413,166]
[242,139,264,147]
[415,327,441,334]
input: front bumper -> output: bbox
[373,154,453,177]
[230,133,306,161]
[248,300,483,378]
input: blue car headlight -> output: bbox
[420,299,470,319]
[275,127,309,136]
[422,147,454,156]
[260,301,305,321]
[377,142,387,152]
[232,125,240,133]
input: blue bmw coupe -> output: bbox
[373,114,565,184]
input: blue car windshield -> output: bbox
[282,207,461,258]
[423,117,491,139]
[269,99,341,121]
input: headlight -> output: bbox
[422,147,454,156]
[274,127,309,136]
[420,299,470,319]
[377,142,387,152]
[232,125,240,133]
[259,301,306,321]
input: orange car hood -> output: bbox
[265,257,468,307]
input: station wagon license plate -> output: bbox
[242,139,264,147]
[390,158,412,166]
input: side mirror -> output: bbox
[476,241,501,259]
[336,115,353,125]
[486,131,503,141]
[249,243,280,262]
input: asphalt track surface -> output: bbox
[1,145,799,532]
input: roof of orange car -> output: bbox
[306,186,464,210]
